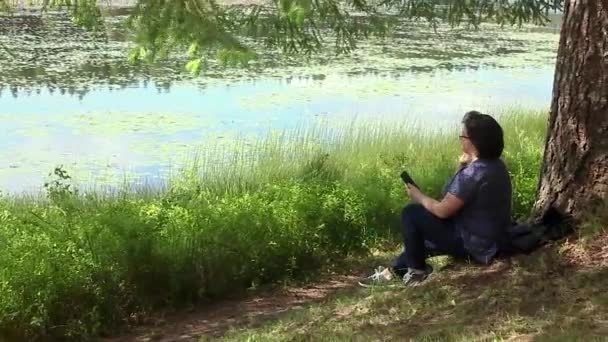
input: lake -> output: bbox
[0,10,560,195]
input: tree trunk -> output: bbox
[533,0,608,222]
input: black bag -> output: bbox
[500,207,573,256]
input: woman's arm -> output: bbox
[406,184,465,219]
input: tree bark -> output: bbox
[533,0,608,222]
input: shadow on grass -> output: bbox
[100,252,393,342]
[219,244,608,341]
[366,247,608,341]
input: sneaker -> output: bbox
[358,266,396,288]
[402,264,433,287]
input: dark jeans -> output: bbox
[392,204,469,277]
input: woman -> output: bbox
[359,111,512,287]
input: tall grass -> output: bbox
[0,109,547,340]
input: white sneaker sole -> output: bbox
[357,280,399,288]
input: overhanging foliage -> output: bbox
[0,0,563,74]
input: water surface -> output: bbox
[0,11,560,194]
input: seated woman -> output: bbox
[359,111,512,287]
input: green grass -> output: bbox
[0,108,548,341]
[211,243,608,342]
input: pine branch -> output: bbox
[0,40,16,59]
[0,0,566,73]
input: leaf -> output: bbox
[127,48,140,63]
[185,58,202,76]
[187,42,200,58]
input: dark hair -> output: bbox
[462,111,504,159]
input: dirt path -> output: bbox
[101,270,368,342]
[101,233,608,342]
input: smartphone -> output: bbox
[400,171,418,188]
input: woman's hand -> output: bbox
[405,184,465,219]
[458,152,473,166]
[405,184,423,203]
